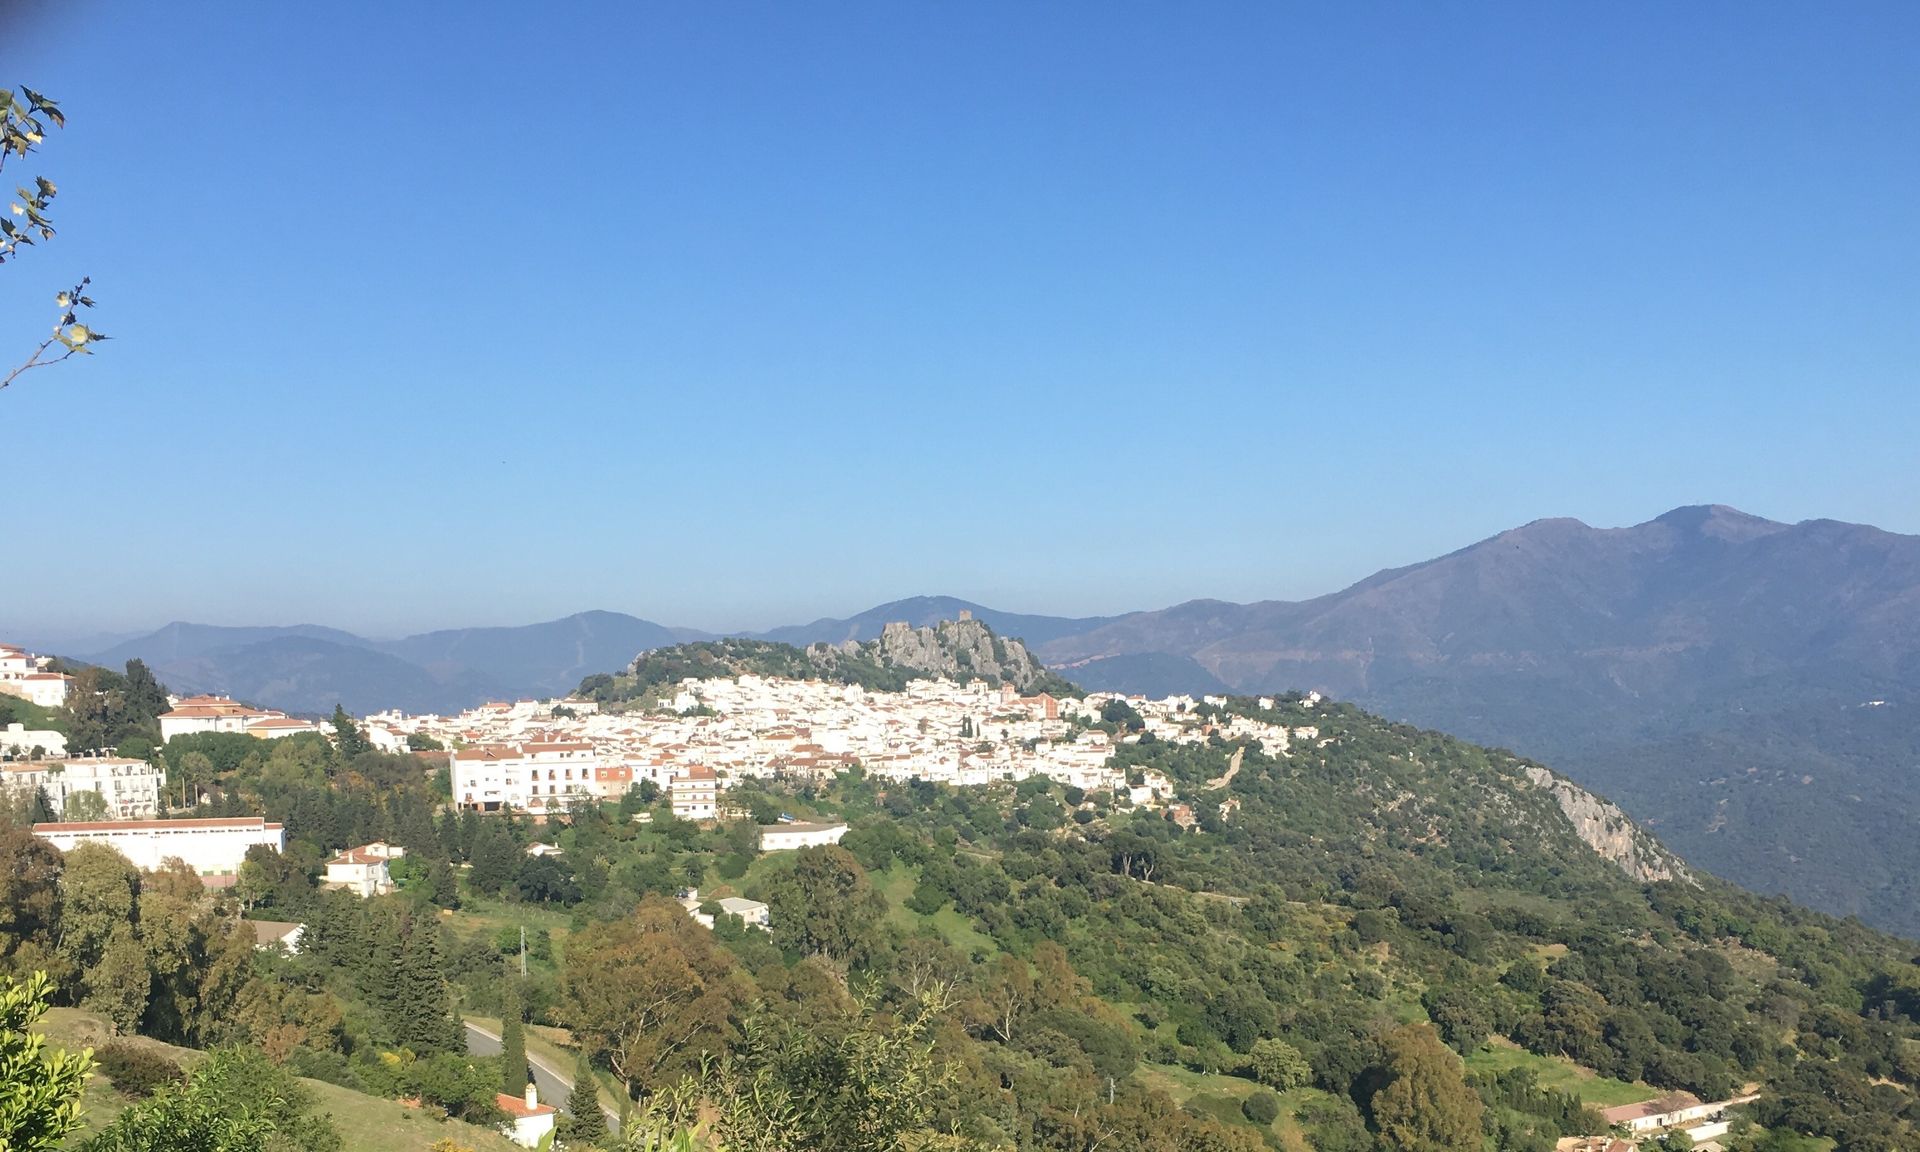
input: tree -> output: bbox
[561,1053,607,1147]
[1249,1036,1311,1090]
[395,920,462,1055]
[1242,1089,1282,1125]
[500,979,528,1097]
[1367,1024,1484,1152]
[61,789,107,821]
[0,972,93,1152]
[329,706,370,758]
[468,819,519,895]
[0,826,64,981]
[560,896,744,1098]
[762,845,884,965]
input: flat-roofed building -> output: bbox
[3,756,164,819]
[32,816,285,881]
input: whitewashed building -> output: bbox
[670,765,718,821]
[0,644,70,708]
[0,722,67,759]
[158,695,319,742]
[758,820,848,852]
[3,757,163,819]
[495,1084,556,1148]
[33,816,285,880]
[324,841,403,898]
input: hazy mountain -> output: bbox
[84,611,695,718]
[143,636,506,717]
[88,622,376,668]
[1033,505,1920,934]
[753,595,1109,648]
[375,610,703,701]
[1054,651,1231,697]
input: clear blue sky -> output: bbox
[3,2,1916,640]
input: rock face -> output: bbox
[1522,765,1691,885]
[809,618,1056,692]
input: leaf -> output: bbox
[35,176,54,197]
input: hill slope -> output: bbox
[581,617,1079,706]
[1038,505,1920,934]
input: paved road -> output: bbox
[463,1020,620,1133]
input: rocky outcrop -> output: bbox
[1522,765,1692,885]
[809,617,1057,693]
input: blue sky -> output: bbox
[2,2,1915,639]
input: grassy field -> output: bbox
[872,863,1000,959]
[34,1008,519,1152]
[1134,1061,1322,1147]
[1466,1039,1654,1108]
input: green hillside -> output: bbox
[30,1007,520,1152]
[6,695,1918,1150]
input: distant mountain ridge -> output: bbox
[1028,505,1920,935]
[52,504,1920,934]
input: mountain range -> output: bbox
[25,503,1920,935]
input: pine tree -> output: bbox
[563,1052,608,1147]
[394,919,460,1054]
[501,978,528,1096]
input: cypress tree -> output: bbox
[564,1052,608,1146]
[501,978,528,1096]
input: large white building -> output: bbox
[0,722,67,759]
[0,644,70,709]
[32,816,285,880]
[157,695,323,743]
[759,820,848,852]
[3,757,164,819]
[670,765,718,821]
[452,742,599,813]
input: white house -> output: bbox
[0,644,70,708]
[679,889,770,931]
[758,820,848,852]
[1601,1092,1758,1135]
[0,723,67,759]
[4,757,164,820]
[323,842,403,898]
[33,816,285,881]
[249,920,306,954]
[495,1084,556,1148]
[670,765,718,821]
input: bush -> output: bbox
[96,1040,184,1098]
[1242,1089,1282,1125]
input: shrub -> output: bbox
[1242,1089,1282,1125]
[96,1040,184,1098]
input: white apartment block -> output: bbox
[452,742,598,813]
[33,815,285,879]
[3,756,163,819]
[0,644,71,708]
[670,765,718,821]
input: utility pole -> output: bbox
[519,925,527,977]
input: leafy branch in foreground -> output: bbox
[3,277,108,392]
[1,85,107,395]
[0,970,96,1152]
